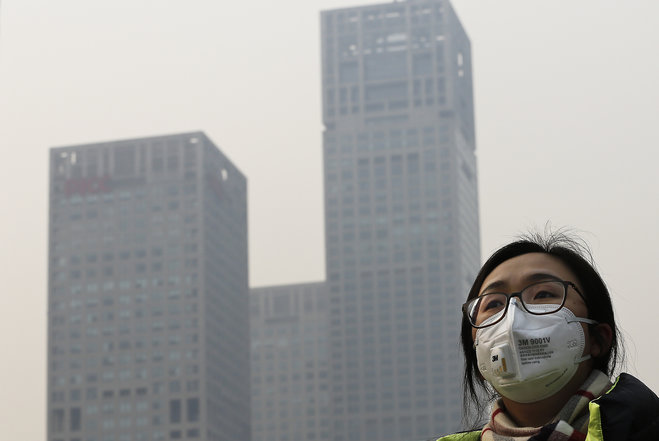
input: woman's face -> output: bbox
[471,252,590,344]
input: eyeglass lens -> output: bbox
[467,280,566,327]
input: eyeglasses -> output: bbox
[462,280,587,329]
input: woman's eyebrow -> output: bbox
[480,280,506,293]
[480,272,562,294]
[525,272,562,283]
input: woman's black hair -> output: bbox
[461,230,623,422]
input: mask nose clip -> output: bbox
[508,296,522,312]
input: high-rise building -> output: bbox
[321,1,480,440]
[250,282,331,441]
[47,132,250,441]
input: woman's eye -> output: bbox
[533,290,560,300]
[482,297,504,311]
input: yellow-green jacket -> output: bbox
[436,374,659,441]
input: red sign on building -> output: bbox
[65,176,112,196]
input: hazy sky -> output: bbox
[1,1,658,439]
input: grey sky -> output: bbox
[1,1,658,439]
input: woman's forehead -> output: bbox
[480,253,579,292]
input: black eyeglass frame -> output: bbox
[462,280,588,329]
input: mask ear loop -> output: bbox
[569,317,598,326]
[575,354,592,363]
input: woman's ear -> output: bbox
[589,323,613,358]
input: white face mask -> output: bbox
[474,299,597,403]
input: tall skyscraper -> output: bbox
[321,1,480,440]
[47,132,250,441]
[250,282,330,441]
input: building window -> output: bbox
[169,399,181,423]
[52,408,65,432]
[187,398,200,422]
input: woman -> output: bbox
[438,232,659,441]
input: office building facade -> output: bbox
[321,1,480,440]
[250,282,330,441]
[47,132,250,441]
